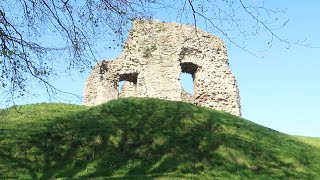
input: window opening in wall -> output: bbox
[179,73,194,95]
[118,80,126,93]
[117,73,138,96]
[180,62,198,96]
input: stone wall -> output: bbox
[84,20,241,116]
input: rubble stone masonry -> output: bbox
[84,20,241,116]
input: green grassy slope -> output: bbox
[0,98,319,179]
[295,136,320,149]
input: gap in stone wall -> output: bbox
[118,80,126,94]
[180,62,198,96]
[117,73,139,96]
[179,73,194,95]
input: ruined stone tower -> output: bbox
[84,20,241,116]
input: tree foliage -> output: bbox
[0,0,303,105]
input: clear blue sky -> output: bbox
[229,1,320,137]
[2,1,319,137]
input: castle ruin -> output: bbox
[84,20,241,116]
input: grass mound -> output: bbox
[0,98,319,179]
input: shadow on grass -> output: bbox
[0,98,319,179]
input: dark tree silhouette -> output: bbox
[0,0,306,105]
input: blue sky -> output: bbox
[2,1,319,137]
[229,1,320,137]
